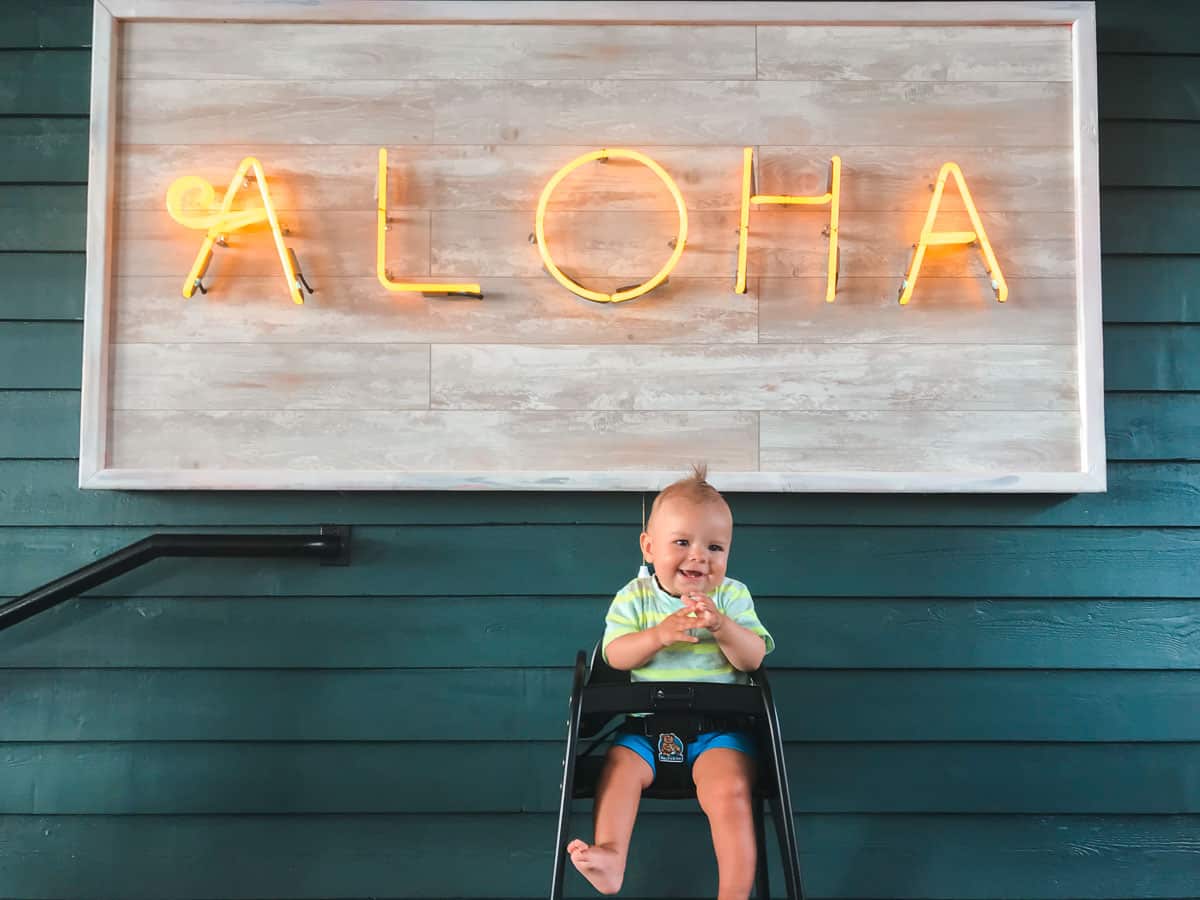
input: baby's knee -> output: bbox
[698,770,753,813]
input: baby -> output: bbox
[568,465,775,900]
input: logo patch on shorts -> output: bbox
[656,732,685,764]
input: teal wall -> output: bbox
[2,1,1199,896]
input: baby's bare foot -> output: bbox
[567,839,624,895]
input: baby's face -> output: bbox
[640,497,732,597]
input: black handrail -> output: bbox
[0,526,350,633]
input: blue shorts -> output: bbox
[612,730,756,775]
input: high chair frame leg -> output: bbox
[551,651,587,900]
[753,793,770,899]
[757,668,805,898]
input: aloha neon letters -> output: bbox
[164,150,1006,307]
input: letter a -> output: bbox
[899,162,1008,305]
[166,157,307,304]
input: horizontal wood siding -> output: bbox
[0,1,1198,898]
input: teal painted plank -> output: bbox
[5,457,1200,524]
[1101,190,1200,254]
[1,813,1198,899]
[0,391,78,458]
[0,50,90,115]
[1098,0,1200,53]
[3,741,1196,815]
[1105,325,1200,390]
[0,118,88,183]
[1103,257,1200,323]
[0,254,84,320]
[0,323,81,388]
[3,594,1199,670]
[0,1,92,48]
[2,669,1197,742]
[0,187,86,251]
[1100,55,1200,121]
[5,525,1200,599]
[1107,394,1200,458]
[1101,122,1200,188]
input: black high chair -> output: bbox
[551,643,805,898]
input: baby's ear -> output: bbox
[639,531,653,561]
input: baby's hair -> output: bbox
[648,463,728,522]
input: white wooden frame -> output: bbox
[81,1,1104,492]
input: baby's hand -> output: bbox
[683,592,723,633]
[654,607,701,648]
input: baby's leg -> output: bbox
[567,745,654,895]
[692,747,757,900]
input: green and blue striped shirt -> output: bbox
[602,575,775,683]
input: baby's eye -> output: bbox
[674,539,689,547]
[709,544,725,552]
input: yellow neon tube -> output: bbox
[899,161,1008,306]
[735,149,841,302]
[535,148,688,304]
[825,155,841,304]
[735,147,753,295]
[376,148,481,297]
[166,157,303,304]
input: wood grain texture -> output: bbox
[110,343,431,411]
[758,277,1075,343]
[112,277,759,345]
[2,812,1195,899]
[3,741,1197,814]
[429,344,1077,411]
[5,594,1198,670]
[762,411,1080,471]
[756,25,1072,81]
[107,409,759,470]
[119,23,758,81]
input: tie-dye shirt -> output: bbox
[602,575,774,683]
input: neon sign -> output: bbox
[165,150,1007,307]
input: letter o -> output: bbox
[534,148,688,304]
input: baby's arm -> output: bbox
[604,607,700,670]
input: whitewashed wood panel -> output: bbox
[108,410,759,470]
[114,144,1072,213]
[431,80,1073,147]
[110,343,430,410]
[431,210,1074,279]
[119,23,758,81]
[113,211,426,279]
[761,411,1080,471]
[759,277,1075,344]
[117,80,436,145]
[117,79,1073,147]
[429,344,1077,412]
[114,145,746,212]
[111,277,758,345]
[86,7,1100,492]
[756,146,1074,213]
[756,26,1072,82]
